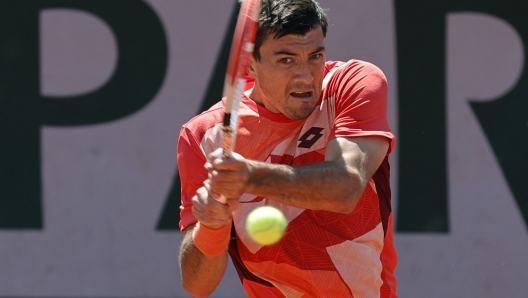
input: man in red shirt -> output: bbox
[178,0,398,297]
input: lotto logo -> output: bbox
[297,127,324,148]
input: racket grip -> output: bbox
[221,126,233,159]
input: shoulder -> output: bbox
[181,101,224,137]
[326,59,387,85]
[323,60,388,101]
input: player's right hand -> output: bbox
[191,183,237,229]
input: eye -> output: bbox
[310,53,323,60]
[279,57,293,64]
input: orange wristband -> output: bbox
[192,221,232,257]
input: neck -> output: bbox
[245,87,265,108]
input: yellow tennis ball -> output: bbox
[246,206,287,245]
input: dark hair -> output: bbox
[253,0,328,61]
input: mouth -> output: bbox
[290,91,313,99]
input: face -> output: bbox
[248,27,326,120]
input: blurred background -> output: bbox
[0,0,527,297]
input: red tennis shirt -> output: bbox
[178,60,398,298]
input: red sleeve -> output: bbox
[177,125,207,231]
[327,60,395,154]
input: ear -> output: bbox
[247,57,257,78]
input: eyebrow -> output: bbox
[272,46,326,56]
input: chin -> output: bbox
[285,105,317,120]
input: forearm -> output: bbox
[179,227,229,297]
[245,159,365,213]
[209,137,388,214]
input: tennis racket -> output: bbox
[218,0,260,203]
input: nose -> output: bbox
[294,61,313,84]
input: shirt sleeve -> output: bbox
[177,125,207,231]
[327,60,396,154]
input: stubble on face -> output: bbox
[283,100,317,120]
[248,27,326,121]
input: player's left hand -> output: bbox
[205,148,251,200]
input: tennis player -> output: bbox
[178,0,398,297]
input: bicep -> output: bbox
[326,136,389,181]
